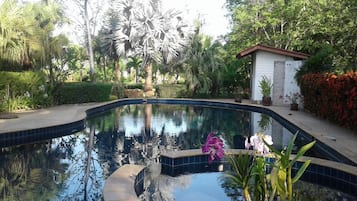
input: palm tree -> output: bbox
[126,56,142,83]
[106,0,193,96]
[0,0,27,64]
[23,0,66,70]
[100,0,133,83]
[0,0,66,71]
[182,28,224,96]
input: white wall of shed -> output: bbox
[251,51,294,101]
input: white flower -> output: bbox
[24,91,31,98]
[246,132,273,155]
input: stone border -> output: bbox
[103,164,145,201]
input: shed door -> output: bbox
[273,61,285,105]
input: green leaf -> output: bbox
[290,141,316,166]
[292,160,311,183]
[283,132,298,165]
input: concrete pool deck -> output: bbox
[0,98,356,166]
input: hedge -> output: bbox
[57,82,113,104]
[300,72,357,130]
[124,84,144,90]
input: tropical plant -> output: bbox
[180,29,225,97]
[283,92,303,105]
[105,0,193,96]
[265,133,316,201]
[126,56,143,84]
[259,75,272,98]
[225,153,255,201]
[65,45,88,82]
[0,0,26,64]
[221,132,315,201]
[0,0,65,70]
[98,6,122,83]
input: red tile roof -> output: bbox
[236,44,309,60]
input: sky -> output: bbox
[49,0,231,43]
[162,0,230,39]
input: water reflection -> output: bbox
[147,172,357,201]
[0,104,295,201]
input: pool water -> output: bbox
[143,172,356,201]
[0,104,335,200]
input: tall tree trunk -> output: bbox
[135,67,139,84]
[115,57,121,82]
[144,63,154,97]
[84,0,95,82]
[103,56,107,81]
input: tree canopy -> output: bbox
[225,0,357,71]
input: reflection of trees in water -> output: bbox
[153,104,186,127]
[0,104,254,200]
[219,172,245,201]
[0,142,69,201]
[54,129,103,201]
[177,106,251,150]
[90,104,252,156]
[140,173,192,201]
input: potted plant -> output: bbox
[284,92,303,111]
[259,75,273,106]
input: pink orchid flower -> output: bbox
[202,132,225,163]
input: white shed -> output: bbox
[236,44,309,105]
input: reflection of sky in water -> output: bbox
[119,115,188,136]
[172,173,229,201]
[54,135,105,201]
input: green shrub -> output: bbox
[0,71,51,111]
[155,84,186,98]
[112,83,125,99]
[57,82,113,104]
[124,84,144,90]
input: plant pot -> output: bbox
[262,96,272,106]
[234,96,242,103]
[290,103,298,111]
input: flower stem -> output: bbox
[244,187,252,201]
[288,167,293,201]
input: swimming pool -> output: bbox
[0,99,355,200]
[142,172,356,201]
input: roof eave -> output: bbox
[236,44,309,60]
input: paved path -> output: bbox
[1,99,356,166]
